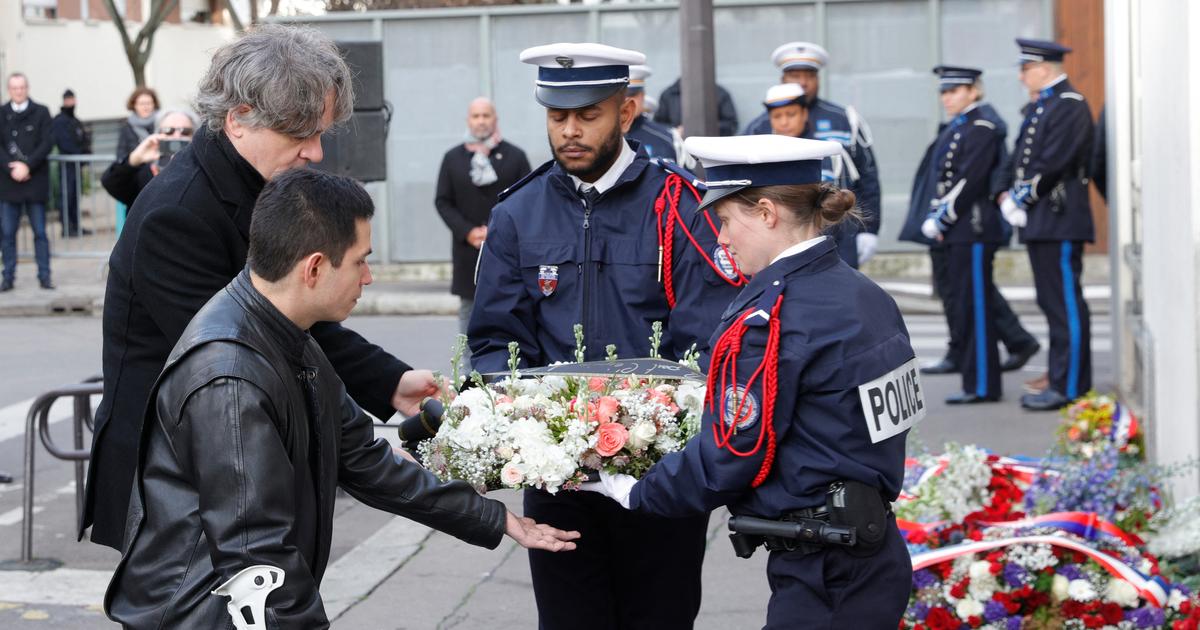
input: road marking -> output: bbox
[0,568,111,607]
[0,482,75,527]
[321,516,433,620]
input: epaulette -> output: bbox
[973,119,996,130]
[1060,92,1085,101]
[497,158,555,202]
[650,157,706,191]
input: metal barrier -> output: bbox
[19,377,101,564]
[10,155,119,261]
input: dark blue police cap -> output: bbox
[1016,38,1072,64]
[932,65,982,91]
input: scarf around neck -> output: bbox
[127,111,157,141]
[464,128,501,187]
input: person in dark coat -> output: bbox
[1,72,54,291]
[624,65,694,167]
[51,88,92,237]
[82,24,445,551]
[654,77,739,136]
[435,97,530,334]
[99,109,196,206]
[105,168,578,629]
[999,39,1095,411]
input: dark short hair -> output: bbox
[247,169,374,282]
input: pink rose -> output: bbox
[595,422,628,457]
[596,396,620,424]
[496,394,514,404]
[588,377,608,393]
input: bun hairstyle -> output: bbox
[734,183,860,230]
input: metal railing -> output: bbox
[18,377,101,564]
[9,155,120,261]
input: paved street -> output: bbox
[0,310,1112,628]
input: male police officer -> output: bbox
[743,42,881,268]
[623,65,680,163]
[469,43,742,630]
[999,39,1094,411]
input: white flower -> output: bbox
[1102,579,1140,608]
[967,561,997,600]
[1168,588,1187,610]
[1052,574,1071,601]
[1067,578,1097,602]
[955,598,983,620]
[627,421,658,451]
[496,445,514,460]
[500,461,526,487]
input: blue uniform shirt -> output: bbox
[1005,77,1095,243]
[899,103,1009,246]
[630,237,915,519]
[469,144,740,372]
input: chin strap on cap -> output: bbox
[212,564,285,630]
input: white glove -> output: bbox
[1000,196,1028,228]
[578,470,637,509]
[920,218,941,240]
[855,233,879,264]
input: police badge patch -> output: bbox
[713,245,738,281]
[722,384,759,431]
[538,265,559,297]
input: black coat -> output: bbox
[434,140,530,297]
[84,127,412,549]
[0,100,53,203]
[51,111,90,155]
[101,122,155,206]
[106,271,505,628]
[653,79,739,137]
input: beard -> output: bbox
[549,123,624,182]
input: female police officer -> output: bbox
[582,134,921,629]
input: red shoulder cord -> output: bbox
[703,295,785,488]
[653,173,748,309]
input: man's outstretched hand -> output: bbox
[505,511,580,552]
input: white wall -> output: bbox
[1114,0,1200,497]
[0,3,234,122]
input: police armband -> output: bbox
[827,480,890,557]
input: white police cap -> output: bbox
[520,43,646,109]
[628,65,652,92]
[683,135,841,210]
[771,41,829,72]
[642,94,659,115]
[763,83,806,110]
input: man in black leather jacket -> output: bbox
[105,169,578,629]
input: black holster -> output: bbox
[826,480,891,557]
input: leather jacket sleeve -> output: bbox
[334,393,507,550]
[174,377,329,628]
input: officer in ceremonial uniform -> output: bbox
[624,64,692,167]
[999,39,1094,411]
[469,43,744,630]
[900,67,1041,381]
[582,134,917,629]
[743,42,881,268]
[909,66,1015,403]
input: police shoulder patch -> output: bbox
[497,158,556,202]
[723,384,760,431]
[712,245,738,280]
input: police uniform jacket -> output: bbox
[1007,77,1094,243]
[52,110,90,155]
[84,128,412,550]
[0,99,54,203]
[631,237,914,518]
[106,271,505,629]
[469,144,738,372]
[626,115,677,162]
[899,103,1009,246]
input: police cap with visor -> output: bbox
[683,134,843,211]
[520,43,646,109]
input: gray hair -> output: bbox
[194,23,354,138]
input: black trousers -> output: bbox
[61,162,81,236]
[1027,241,1092,398]
[946,243,1002,398]
[931,247,1037,362]
[763,517,911,629]
[524,489,707,630]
